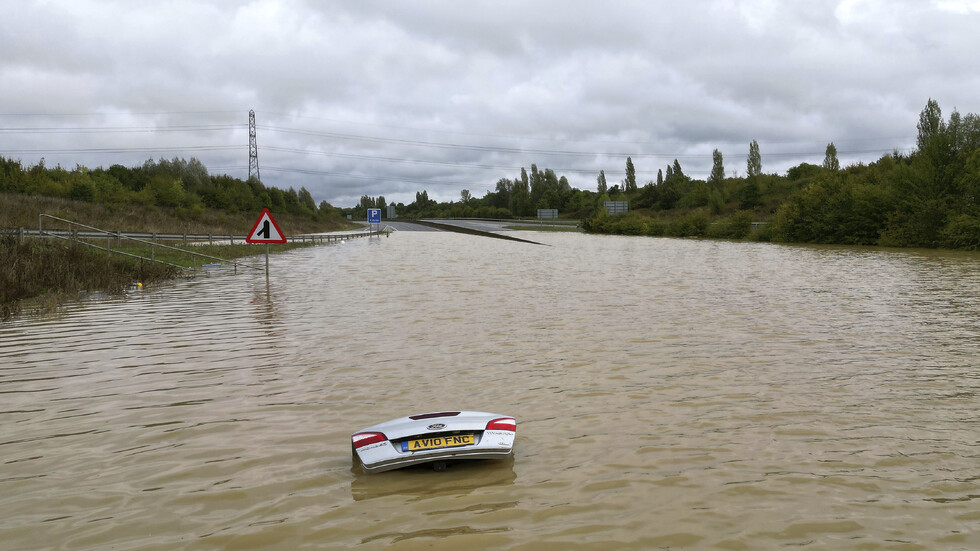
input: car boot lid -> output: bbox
[353,411,513,440]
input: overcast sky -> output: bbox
[2,0,979,208]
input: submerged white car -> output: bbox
[351,411,517,473]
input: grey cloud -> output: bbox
[2,0,979,206]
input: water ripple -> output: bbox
[1,235,979,549]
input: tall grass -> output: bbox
[111,241,317,269]
[0,235,178,319]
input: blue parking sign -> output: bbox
[367,209,381,223]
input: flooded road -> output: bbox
[2,232,979,550]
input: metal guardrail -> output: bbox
[5,214,384,273]
[10,227,367,245]
[35,214,263,272]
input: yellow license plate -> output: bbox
[401,434,475,452]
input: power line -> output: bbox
[0,111,916,184]
[0,138,909,166]
[262,165,467,187]
[0,114,911,161]
[261,144,908,175]
[257,124,910,161]
[259,124,693,158]
[0,109,915,151]
[0,124,246,134]
[1,145,241,155]
[207,164,499,195]
[258,110,914,148]
[263,145,649,174]
[0,110,244,117]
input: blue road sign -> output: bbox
[367,209,381,223]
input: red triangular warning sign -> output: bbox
[246,208,287,243]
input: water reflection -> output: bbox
[351,457,517,502]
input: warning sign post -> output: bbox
[247,208,286,286]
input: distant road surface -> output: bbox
[377,219,572,233]
[377,219,513,233]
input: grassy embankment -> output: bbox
[504,224,584,232]
[0,193,355,235]
[0,194,359,319]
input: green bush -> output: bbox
[940,213,980,250]
[612,212,647,235]
[749,223,774,242]
[706,211,753,239]
[668,211,709,237]
[645,218,667,236]
[69,177,96,202]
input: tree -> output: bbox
[738,180,761,209]
[659,179,680,210]
[183,157,209,190]
[298,186,316,212]
[284,187,300,209]
[529,164,546,206]
[543,168,559,191]
[460,189,471,203]
[823,142,840,171]
[672,159,684,178]
[511,170,531,216]
[268,187,285,208]
[747,140,762,178]
[709,149,725,187]
[597,170,608,193]
[914,99,962,198]
[625,157,637,192]
[657,169,664,186]
[68,175,95,202]
[917,98,944,152]
[492,178,512,209]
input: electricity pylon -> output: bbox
[248,109,260,182]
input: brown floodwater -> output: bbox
[2,232,979,550]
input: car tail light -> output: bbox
[485,417,517,431]
[351,432,387,449]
